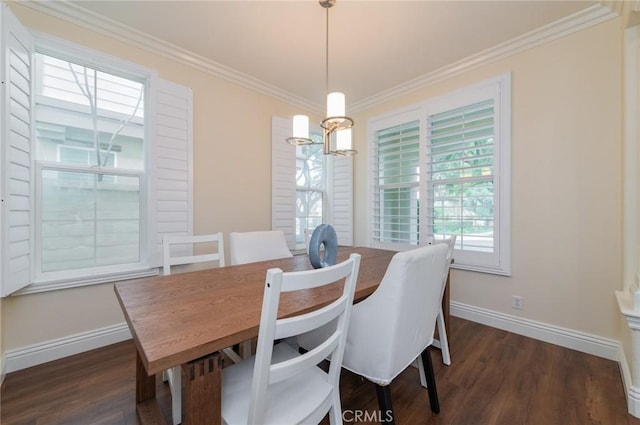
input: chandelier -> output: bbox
[286,0,356,156]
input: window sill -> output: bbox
[450,262,511,277]
[14,268,159,296]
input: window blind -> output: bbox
[372,120,421,245]
[427,99,495,253]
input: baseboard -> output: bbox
[5,323,131,374]
[0,357,6,386]
[450,301,619,361]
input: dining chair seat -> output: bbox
[222,343,333,425]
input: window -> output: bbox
[369,74,511,275]
[271,116,353,251]
[1,5,193,295]
[34,52,145,278]
[295,134,324,248]
[372,120,421,245]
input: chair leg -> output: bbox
[375,384,395,424]
[420,347,440,414]
[167,366,182,424]
[436,309,451,365]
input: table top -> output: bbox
[114,247,396,375]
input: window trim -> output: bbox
[367,73,511,275]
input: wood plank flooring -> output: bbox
[2,317,638,425]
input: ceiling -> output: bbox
[66,0,599,110]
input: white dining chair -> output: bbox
[429,235,456,366]
[221,253,361,425]
[298,244,450,424]
[162,232,242,425]
[229,230,293,265]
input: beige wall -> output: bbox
[1,4,625,357]
[3,3,306,351]
[353,17,623,339]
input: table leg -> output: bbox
[136,351,155,403]
[135,351,167,424]
[182,352,223,425]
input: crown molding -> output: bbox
[18,0,323,115]
[19,1,617,115]
[349,3,619,113]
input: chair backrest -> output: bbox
[229,230,293,265]
[248,253,361,424]
[162,232,225,276]
[341,244,449,384]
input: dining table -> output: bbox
[114,246,451,425]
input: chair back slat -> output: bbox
[274,296,348,340]
[162,232,225,275]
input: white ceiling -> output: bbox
[67,0,598,109]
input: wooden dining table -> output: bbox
[114,246,450,425]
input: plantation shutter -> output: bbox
[1,4,33,296]
[372,120,421,247]
[329,155,353,246]
[271,116,296,250]
[149,78,193,267]
[426,99,495,254]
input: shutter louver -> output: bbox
[1,5,33,296]
[150,79,193,267]
[427,99,495,253]
[372,121,421,245]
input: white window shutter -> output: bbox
[1,5,33,296]
[148,78,193,267]
[271,116,296,250]
[329,155,353,246]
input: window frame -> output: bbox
[28,32,157,289]
[368,73,511,275]
[294,128,326,250]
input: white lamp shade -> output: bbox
[326,92,345,123]
[292,115,309,139]
[336,128,352,151]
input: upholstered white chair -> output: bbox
[298,244,450,424]
[162,232,241,425]
[430,236,456,366]
[229,230,293,265]
[221,253,361,425]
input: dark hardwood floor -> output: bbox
[2,317,638,425]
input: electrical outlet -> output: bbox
[512,295,523,310]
